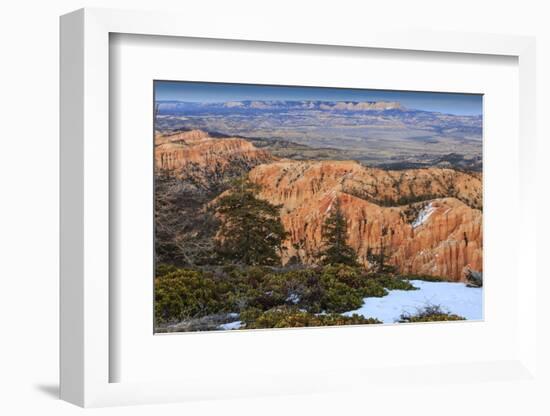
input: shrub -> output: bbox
[398,304,465,323]
[261,268,323,310]
[154,264,393,329]
[155,263,179,278]
[154,269,226,324]
[358,279,388,298]
[320,264,387,299]
[244,265,377,315]
[239,307,263,323]
[320,264,364,288]
[317,265,386,312]
[320,276,365,312]
[243,306,381,329]
[249,265,391,314]
[375,275,418,291]
[225,265,267,287]
[220,266,270,311]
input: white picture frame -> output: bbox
[60,7,538,408]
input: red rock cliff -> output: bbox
[249,160,482,281]
[155,131,482,281]
[155,130,275,189]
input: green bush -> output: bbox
[398,304,465,323]
[320,276,365,312]
[358,279,388,298]
[154,264,394,329]
[259,269,318,309]
[155,263,179,278]
[319,265,389,312]
[239,265,381,315]
[320,264,364,288]
[221,266,267,310]
[243,306,381,329]
[154,269,226,324]
[374,275,418,291]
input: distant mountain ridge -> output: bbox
[157,99,407,113]
[155,99,482,173]
[157,99,481,118]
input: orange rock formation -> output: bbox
[249,160,482,281]
[155,131,482,281]
[155,130,274,188]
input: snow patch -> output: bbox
[343,280,483,324]
[324,191,338,214]
[411,203,436,228]
[218,321,242,330]
[286,293,301,304]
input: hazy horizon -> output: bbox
[155,81,483,116]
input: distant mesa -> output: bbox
[320,101,404,111]
[157,100,406,112]
[223,101,245,108]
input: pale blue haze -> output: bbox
[155,81,482,116]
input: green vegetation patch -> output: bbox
[398,304,465,323]
[373,275,418,291]
[154,269,229,324]
[154,264,391,330]
[242,306,381,329]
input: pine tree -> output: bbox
[319,200,358,266]
[215,179,288,266]
[366,225,395,273]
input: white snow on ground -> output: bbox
[343,280,483,323]
[218,321,242,330]
[411,203,436,228]
[286,293,301,304]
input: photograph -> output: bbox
[153,81,483,333]
[1,1,544,413]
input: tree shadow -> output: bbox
[34,383,59,399]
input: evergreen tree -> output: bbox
[366,225,395,273]
[319,200,358,266]
[215,179,288,266]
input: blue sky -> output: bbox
[155,81,482,116]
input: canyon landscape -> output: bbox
[154,82,483,333]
